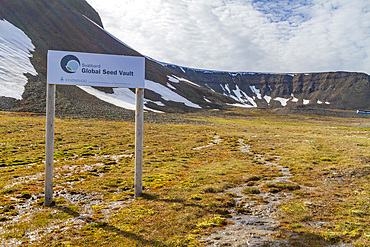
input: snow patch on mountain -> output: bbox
[167,75,200,87]
[203,97,211,103]
[227,103,255,108]
[274,97,290,107]
[219,82,258,108]
[152,101,165,107]
[79,80,201,112]
[78,86,139,111]
[175,76,200,87]
[205,84,216,92]
[220,84,226,95]
[166,83,176,90]
[0,19,37,100]
[179,66,186,74]
[241,95,257,107]
[250,86,262,99]
[291,94,299,102]
[264,95,272,104]
[224,84,231,94]
[167,75,179,83]
[146,80,201,108]
[232,84,245,99]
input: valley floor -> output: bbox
[0,109,369,246]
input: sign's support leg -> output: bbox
[45,84,56,207]
[135,88,144,198]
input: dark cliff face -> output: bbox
[289,72,369,110]
[166,64,370,111]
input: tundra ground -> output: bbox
[0,109,369,246]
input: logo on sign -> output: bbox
[60,55,80,73]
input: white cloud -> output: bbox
[86,0,370,74]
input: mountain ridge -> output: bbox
[0,0,369,119]
[165,64,369,110]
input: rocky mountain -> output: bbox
[166,64,369,111]
[0,0,368,119]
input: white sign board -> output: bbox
[47,50,145,88]
[44,50,146,206]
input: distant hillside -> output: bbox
[0,0,368,119]
[166,64,370,111]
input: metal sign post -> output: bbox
[46,50,145,206]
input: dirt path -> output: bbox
[200,139,303,246]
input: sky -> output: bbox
[86,0,370,75]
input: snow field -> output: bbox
[78,79,201,112]
[0,19,37,99]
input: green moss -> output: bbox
[320,157,332,162]
[242,187,261,194]
[189,194,202,201]
[196,216,227,229]
[263,182,301,193]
